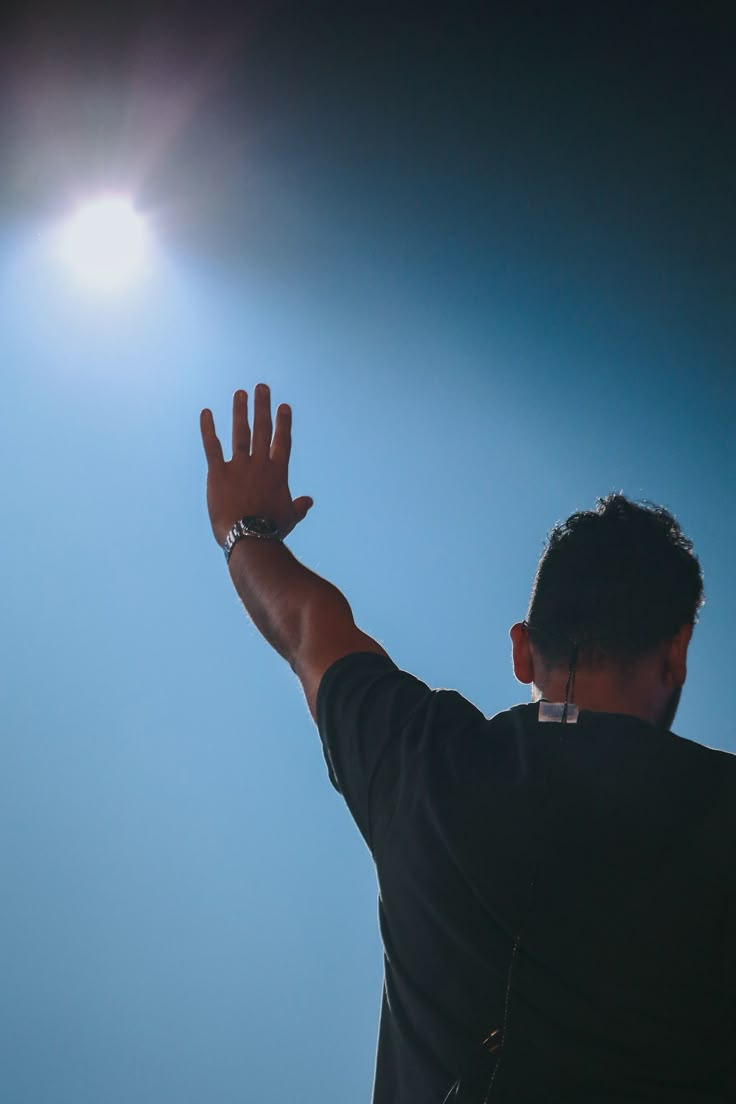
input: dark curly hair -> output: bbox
[526,494,704,667]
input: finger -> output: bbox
[292,495,314,523]
[270,403,292,466]
[232,389,251,456]
[251,382,273,458]
[200,409,224,467]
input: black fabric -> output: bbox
[316,652,736,1104]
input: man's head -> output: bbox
[510,494,704,729]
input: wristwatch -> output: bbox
[223,516,283,563]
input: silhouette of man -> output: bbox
[201,385,735,1103]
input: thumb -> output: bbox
[292,495,314,523]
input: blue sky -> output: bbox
[1,5,734,1102]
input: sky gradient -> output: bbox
[1,5,734,1102]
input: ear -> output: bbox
[510,621,535,684]
[665,623,693,687]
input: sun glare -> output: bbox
[58,195,150,293]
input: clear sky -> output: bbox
[1,5,734,1102]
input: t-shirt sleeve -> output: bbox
[316,652,433,850]
[316,650,483,852]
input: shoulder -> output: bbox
[315,652,492,847]
[316,651,487,738]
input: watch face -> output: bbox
[241,516,280,537]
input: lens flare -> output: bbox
[57,196,149,292]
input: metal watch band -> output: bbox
[223,516,283,563]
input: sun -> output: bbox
[57,195,150,293]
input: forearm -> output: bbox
[227,538,353,669]
[201,385,387,715]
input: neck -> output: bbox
[534,658,677,729]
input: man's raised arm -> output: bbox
[200,384,388,720]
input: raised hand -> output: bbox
[200,384,313,546]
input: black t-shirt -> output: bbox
[317,652,736,1103]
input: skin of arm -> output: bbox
[200,384,388,719]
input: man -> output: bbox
[200,385,735,1103]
